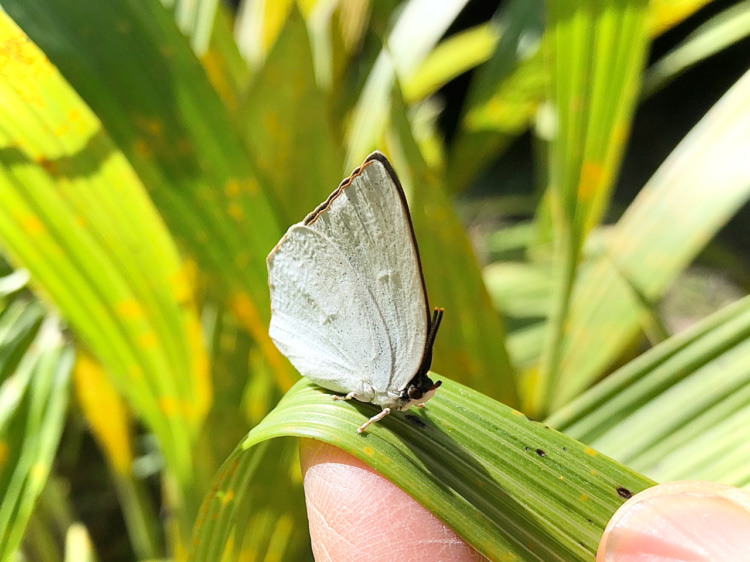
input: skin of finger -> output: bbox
[597,480,750,562]
[300,439,485,562]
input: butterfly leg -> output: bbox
[357,407,391,433]
[332,391,358,401]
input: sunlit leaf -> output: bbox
[643,0,750,97]
[192,378,654,561]
[0,301,72,559]
[346,0,470,168]
[551,68,750,411]
[447,0,545,192]
[201,3,250,110]
[532,0,650,416]
[3,0,296,392]
[239,9,344,227]
[403,23,500,104]
[235,0,294,69]
[73,352,161,558]
[549,295,750,488]
[0,10,211,543]
[647,0,716,36]
[191,438,311,561]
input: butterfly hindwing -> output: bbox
[268,224,390,399]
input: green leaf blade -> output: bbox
[239,10,344,228]
[534,0,651,416]
[0,300,73,559]
[193,378,654,561]
[552,68,750,410]
[550,294,750,488]
[0,12,214,543]
[2,0,296,391]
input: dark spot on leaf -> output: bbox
[405,414,426,428]
[525,447,531,451]
[617,487,633,499]
[536,449,546,457]
[562,447,567,451]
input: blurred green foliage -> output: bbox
[0,0,749,560]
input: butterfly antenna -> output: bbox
[425,307,444,353]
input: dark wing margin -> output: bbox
[363,152,433,371]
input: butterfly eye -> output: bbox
[407,385,422,400]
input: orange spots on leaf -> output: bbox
[74,353,133,473]
[229,292,296,391]
[175,137,193,157]
[115,20,131,34]
[245,177,260,196]
[146,120,163,136]
[137,331,159,349]
[159,45,175,59]
[128,365,144,381]
[225,179,241,197]
[188,316,211,423]
[568,96,583,113]
[37,157,59,176]
[0,17,53,108]
[134,139,152,158]
[228,202,244,221]
[219,489,235,506]
[0,440,8,468]
[133,115,164,137]
[116,299,143,319]
[52,121,70,137]
[21,215,46,235]
[159,396,179,416]
[577,161,604,201]
[169,268,193,306]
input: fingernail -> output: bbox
[598,481,750,561]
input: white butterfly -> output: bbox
[267,151,443,433]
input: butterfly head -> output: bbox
[398,376,442,411]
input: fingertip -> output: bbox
[598,481,750,561]
[300,439,484,561]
